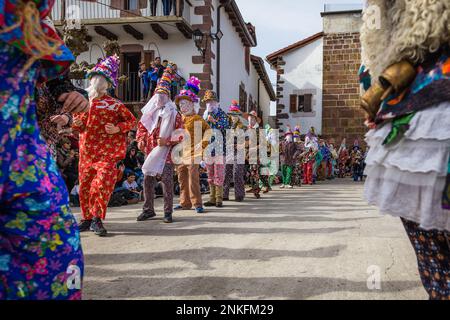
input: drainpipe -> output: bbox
[257,78,261,121]
[216,0,232,100]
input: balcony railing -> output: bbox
[120,72,141,103]
[73,72,183,103]
[51,0,191,25]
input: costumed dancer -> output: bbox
[337,139,349,178]
[0,1,83,299]
[259,124,277,193]
[280,127,298,189]
[261,124,279,191]
[245,110,264,199]
[328,138,338,179]
[291,125,303,187]
[303,128,318,185]
[223,100,247,202]
[74,55,136,236]
[350,140,363,182]
[174,76,209,214]
[36,75,89,158]
[35,52,89,193]
[317,139,329,181]
[137,63,184,223]
[203,90,230,208]
[360,0,450,299]
[312,140,322,183]
[293,125,302,144]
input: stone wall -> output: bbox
[191,0,215,112]
[322,12,367,146]
[273,56,286,129]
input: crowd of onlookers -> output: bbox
[138,57,183,102]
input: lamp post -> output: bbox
[193,29,223,62]
[193,29,206,62]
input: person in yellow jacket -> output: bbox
[174,77,210,214]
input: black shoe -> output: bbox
[137,212,156,222]
[78,220,92,232]
[90,218,107,237]
[204,201,216,207]
[235,198,244,202]
[164,213,173,224]
[216,202,223,208]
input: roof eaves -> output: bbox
[266,32,324,65]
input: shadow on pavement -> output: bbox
[83,275,421,300]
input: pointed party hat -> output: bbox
[87,54,120,88]
[155,62,176,96]
[228,100,242,115]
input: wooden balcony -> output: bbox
[51,0,193,39]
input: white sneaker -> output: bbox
[280,185,285,189]
[288,185,293,189]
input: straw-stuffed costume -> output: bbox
[174,76,210,211]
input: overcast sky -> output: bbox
[235,0,364,84]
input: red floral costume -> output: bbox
[73,95,136,220]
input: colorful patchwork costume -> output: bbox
[203,90,230,207]
[0,0,83,300]
[280,128,299,188]
[303,128,318,185]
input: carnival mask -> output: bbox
[179,99,194,115]
[206,102,219,113]
[155,93,169,108]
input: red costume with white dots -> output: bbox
[73,95,136,220]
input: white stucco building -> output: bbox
[52,0,275,121]
[267,32,324,134]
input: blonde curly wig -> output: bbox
[360,0,450,80]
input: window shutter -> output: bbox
[304,94,313,112]
[139,0,147,9]
[290,95,297,113]
[144,51,154,69]
[245,47,250,75]
[243,91,248,112]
